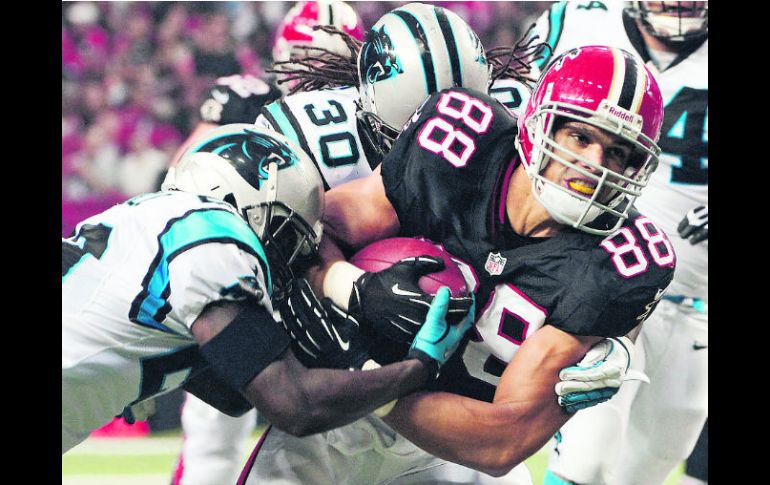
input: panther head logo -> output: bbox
[359,25,403,85]
[195,129,297,190]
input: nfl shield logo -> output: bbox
[485,252,507,276]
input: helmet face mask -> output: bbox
[626,1,708,42]
[357,2,491,154]
[163,124,325,302]
[517,46,664,236]
[355,108,398,162]
[252,200,321,302]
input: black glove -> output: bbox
[278,278,370,369]
[677,205,708,245]
[348,255,475,344]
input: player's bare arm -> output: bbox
[383,325,601,477]
[191,299,433,437]
[322,165,398,249]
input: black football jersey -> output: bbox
[381,87,675,401]
[199,74,282,125]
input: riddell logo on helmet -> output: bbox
[599,100,643,132]
[608,105,636,123]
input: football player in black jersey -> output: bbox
[308,45,674,477]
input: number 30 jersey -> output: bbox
[255,87,376,190]
[530,0,707,304]
[62,191,273,451]
[381,87,676,401]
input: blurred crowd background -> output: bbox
[61,1,551,236]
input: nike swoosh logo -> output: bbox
[211,89,229,104]
[692,344,708,350]
[392,284,422,297]
[330,323,350,351]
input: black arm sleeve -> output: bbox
[199,301,291,391]
[181,365,254,417]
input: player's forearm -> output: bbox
[292,359,430,435]
[384,390,569,476]
[248,353,430,437]
[385,327,599,476]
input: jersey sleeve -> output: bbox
[381,87,517,236]
[529,221,675,337]
[488,78,531,116]
[546,278,671,337]
[160,209,273,331]
[199,74,282,125]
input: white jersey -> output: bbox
[62,191,271,452]
[489,77,531,117]
[531,1,708,304]
[255,86,374,189]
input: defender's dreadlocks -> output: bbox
[488,25,552,88]
[268,25,362,95]
[269,24,551,95]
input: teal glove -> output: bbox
[407,287,476,379]
[557,388,618,413]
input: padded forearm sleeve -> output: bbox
[199,302,291,391]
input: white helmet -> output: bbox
[626,2,708,42]
[357,2,491,149]
[162,124,324,301]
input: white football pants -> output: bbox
[546,299,708,484]
[239,413,533,485]
[172,393,256,485]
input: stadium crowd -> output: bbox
[61,1,549,236]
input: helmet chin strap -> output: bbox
[533,178,603,228]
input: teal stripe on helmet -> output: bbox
[388,11,432,99]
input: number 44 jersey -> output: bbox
[381,87,676,401]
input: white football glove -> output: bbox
[555,336,649,413]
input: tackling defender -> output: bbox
[62,125,473,454]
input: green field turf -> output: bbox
[63,430,684,484]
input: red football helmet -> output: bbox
[516,45,664,236]
[272,1,364,65]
